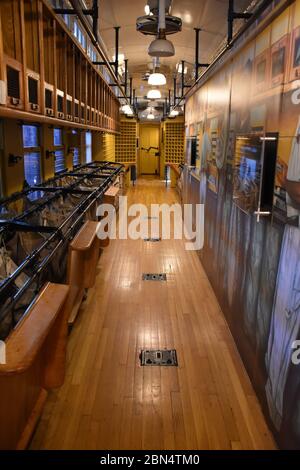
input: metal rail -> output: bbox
[0,163,123,310]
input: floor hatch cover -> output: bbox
[140,349,178,366]
[142,273,167,281]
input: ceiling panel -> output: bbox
[98,0,254,97]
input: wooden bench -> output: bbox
[67,221,100,325]
[104,185,120,207]
[0,282,70,450]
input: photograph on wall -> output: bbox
[233,134,262,214]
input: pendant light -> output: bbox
[148,0,175,58]
[147,89,161,100]
[148,72,166,86]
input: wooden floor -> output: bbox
[31,179,276,450]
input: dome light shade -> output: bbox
[147,89,161,100]
[147,113,155,120]
[148,72,166,86]
[121,104,133,115]
[148,38,175,57]
[170,109,179,117]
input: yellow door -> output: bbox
[139,124,160,175]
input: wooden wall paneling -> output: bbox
[24,0,41,114]
[66,41,74,121]
[74,49,80,122]
[55,26,67,119]
[37,0,45,115]
[99,79,104,127]
[81,59,87,124]
[91,69,95,125]
[0,3,4,84]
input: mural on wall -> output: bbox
[184,0,300,449]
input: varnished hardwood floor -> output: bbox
[31,179,276,450]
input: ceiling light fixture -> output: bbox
[148,72,167,86]
[147,113,155,120]
[144,4,150,15]
[121,104,134,115]
[147,89,161,99]
[169,109,179,117]
[148,0,175,58]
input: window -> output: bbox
[54,127,63,146]
[87,44,97,62]
[85,131,92,163]
[54,149,65,173]
[73,147,80,166]
[22,125,42,200]
[23,125,39,148]
[24,152,41,186]
[73,20,86,49]
[53,127,65,173]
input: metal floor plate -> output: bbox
[140,349,178,366]
[142,273,167,281]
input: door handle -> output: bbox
[254,210,271,222]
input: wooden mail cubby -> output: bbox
[0,0,120,133]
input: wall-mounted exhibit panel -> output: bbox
[184,0,300,449]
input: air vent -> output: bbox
[57,95,63,113]
[7,66,20,99]
[28,77,38,104]
[140,349,178,366]
[142,273,167,281]
[45,89,52,109]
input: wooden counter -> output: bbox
[0,283,70,449]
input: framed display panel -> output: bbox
[289,25,300,81]
[233,133,278,215]
[254,49,271,94]
[271,35,289,87]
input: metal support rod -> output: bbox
[181,60,185,97]
[124,59,128,96]
[130,77,133,104]
[168,89,171,108]
[133,88,136,110]
[114,26,120,78]
[174,77,177,105]
[195,28,200,81]
[228,0,252,44]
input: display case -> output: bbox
[233,133,278,216]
